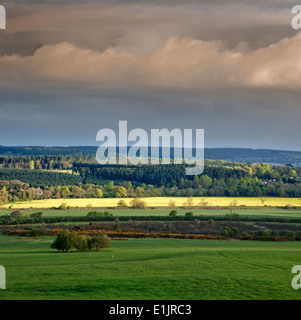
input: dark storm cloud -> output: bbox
[0,0,300,149]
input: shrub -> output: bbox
[30,212,43,219]
[29,229,38,237]
[232,213,241,221]
[117,200,128,208]
[185,212,193,217]
[87,211,104,219]
[225,213,241,221]
[10,210,22,219]
[220,227,230,237]
[169,210,177,217]
[281,230,296,237]
[231,227,239,236]
[208,218,215,225]
[130,198,147,209]
[258,230,271,237]
[58,203,68,210]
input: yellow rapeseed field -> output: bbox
[2,197,301,209]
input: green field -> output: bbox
[3,207,301,220]
[0,235,301,300]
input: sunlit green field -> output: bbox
[2,197,301,210]
[0,235,301,300]
[2,207,301,220]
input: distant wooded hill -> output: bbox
[0,146,300,165]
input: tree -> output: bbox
[199,175,212,188]
[29,160,35,170]
[198,198,208,207]
[95,188,103,198]
[51,230,75,252]
[115,186,127,198]
[73,235,88,252]
[130,198,147,209]
[117,199,128,208]
[91,235,111,252]
[169,210,177,217]
[168,200,176,208]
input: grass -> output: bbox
[2,197,301,210]
[0,234,301,300]
[2,207,301,220]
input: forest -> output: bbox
[1,146,301,164]
[0,152,300,205]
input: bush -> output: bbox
[281,230,296,237]
[258,230,271,237]
[10,210,22,219]
[29,229,38,237]
[271,230,279,237]
[58,203,68,210]
[185,212,193,217]
[117,200,128,208]
[169,210,177,217]
[225,213,241,221]
[220,227,235,237]
[208,218,215,225]
[130,198,147,209]
[30,212,43,219]
[220,227,230,237]
[231,227,239,236]
[87,211,104,219]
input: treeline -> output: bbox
[0,155,94,170]
[73,162,248,186]
[0,169,83,187]
[0,161,301,205]
[4,228,301,242]
[3,212,301,226]
[1,146,301,164]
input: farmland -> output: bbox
[3,207,301,221]
[0,235,301,300]
[1,152,301,301]
[3,196,301,210]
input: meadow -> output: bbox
[0,235,301,300]
[2,207,301,220]
[3,196,301,210]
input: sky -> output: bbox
[0,0,300,150]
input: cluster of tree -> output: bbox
[0,169,83,187]
[0,161,301,205]
[220,226,298,238]
[50,230,111,252]
[0,155,88,170]
[0,146,97,156]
